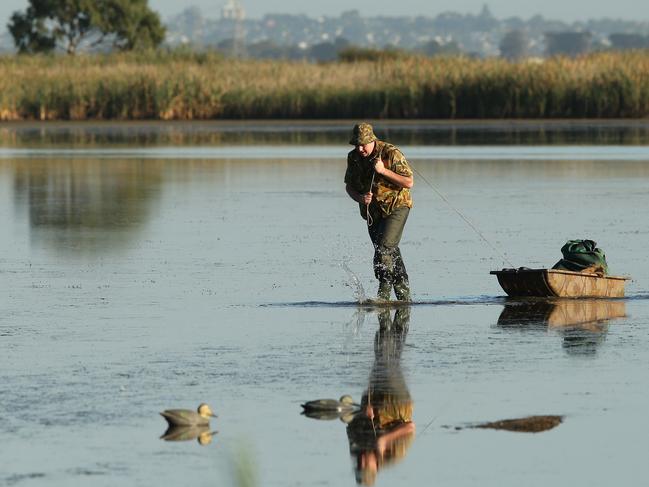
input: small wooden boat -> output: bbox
[490,268,629,298]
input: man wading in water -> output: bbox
[345,123,414,302]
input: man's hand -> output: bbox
[373,157,414,189]
[346,184,374,205]
[373,157,385,175]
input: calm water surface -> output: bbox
[1,121,649,486]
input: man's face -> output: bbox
[355,141,375,158]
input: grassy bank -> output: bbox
[1,51,649,120]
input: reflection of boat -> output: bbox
[497,298,626,329]
[497,298,626,354]
[490,268,629,298]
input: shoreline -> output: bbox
[3,119,649,130]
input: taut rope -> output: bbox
[412,166,515,268]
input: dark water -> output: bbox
[1,121,649,486]
[4,119,649,147]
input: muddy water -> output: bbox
[1,122,649,486]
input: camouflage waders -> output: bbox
[368,206,410,301]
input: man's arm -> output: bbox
[374,159,414,189]
[376,422,416,456]
[346,184,373,205]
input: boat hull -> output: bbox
[490,268,628,298]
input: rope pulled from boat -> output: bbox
[412,166,515,268]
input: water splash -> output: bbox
[342,310,367,360]
[340,261,367,303]
[344,310,367,338]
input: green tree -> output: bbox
[545,31,592,57]
[609,33,649,50]
[98,0,166,51]
[418,39,461,57]
[499,30,529,60]
[8,0,165,54]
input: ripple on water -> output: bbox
[5,473,46,485]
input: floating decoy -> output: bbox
[160,403,216,427]
[301,395,360,420]
[301,394,357,412]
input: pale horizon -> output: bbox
[1,0,648,32]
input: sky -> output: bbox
[1,0,647,33]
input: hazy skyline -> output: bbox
[2,0,648,34]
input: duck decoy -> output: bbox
[160,403,216,427]
[301,395,360,420]
[302,395,357,412]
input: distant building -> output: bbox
[222,0,246,21]
[162,7,649,60]
[220,1,246,57]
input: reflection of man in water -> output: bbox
[346,308,415,485]
[345,123,414,302]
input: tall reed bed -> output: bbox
[1,51,649,120]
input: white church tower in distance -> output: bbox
[221,0,246,20]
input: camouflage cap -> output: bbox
[349,122,377,145]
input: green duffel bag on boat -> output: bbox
[552,239,608,275]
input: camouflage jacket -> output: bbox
[345,140,413,219]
